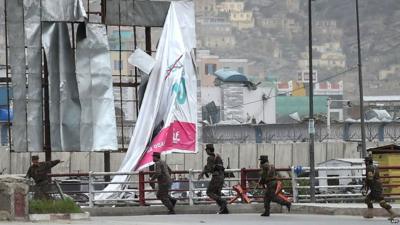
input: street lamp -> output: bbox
[308,0,316,203]
[326,98,351,140]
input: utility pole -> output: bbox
[308,0,316,203]
[356,0,367,158]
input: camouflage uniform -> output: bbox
[364,164,391,209]
[201,153,227,211]
[151,159,176,212]
[26,160,60,199]
[363,156,397,219]
[259,161,290,216]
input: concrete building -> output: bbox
[201,69,276,124]
[317,158,364,193]
[298,51,346,70]
[258,16,301,33]
[314,20,343,39]
[196,50,248,87]
[379,64,400,80]
[229,11,255,30]
[216,1,245,13]
[196,16,236,49]
[214,0,255,30]
[195,0,217,16]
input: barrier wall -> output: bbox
[0,142,395,174]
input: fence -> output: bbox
[291,165,400,203]
[39,165,400,207]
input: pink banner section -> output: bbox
[136,121,196,170]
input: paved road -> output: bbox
[1,214,397,225]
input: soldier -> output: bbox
[198,144,229,214]
[150,152,177,214]
[258,155,291,217]
[25,155,62,199]
[363,155,397,219]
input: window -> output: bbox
[238,67,244,73]
[327,175,339,186]
[205,63,216,75]
[114,60,123,70]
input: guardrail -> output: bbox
[291,165,400,203]
[31,165,400,206]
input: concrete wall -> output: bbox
[0,142,377,174]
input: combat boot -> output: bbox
[286,202,291,212]
[170,198,177,207]
[218,200,229,214]
[363,208,373,219]
[260,211,270,217]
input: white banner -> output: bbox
[97,1,197,200]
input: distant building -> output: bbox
[229,11,255,30]
[314,81,343,96]
[196,16,236,49]
[196,50,248,87]
[277,80,306,96]
[276,96,328,123]
[287,0,300,13]
[258,16,301,33]
[201,69,276,124]
[313,20,343,39]
[195,0,217,16]
[214,0,255,30]
[298,49,346,70]
[216,1,245,13]
[379,64,400,80]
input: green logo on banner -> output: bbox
[172,77,187,105]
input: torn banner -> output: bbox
[97,1,197,200]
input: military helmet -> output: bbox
[364,155,373,164]
[205,144,215,152]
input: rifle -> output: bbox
[224,157,235,178]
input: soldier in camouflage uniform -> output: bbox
[198,144,229,214]
[150,152,177,214]
[258,155,291,217]
[363,155,397,219]
[26,155,61,199]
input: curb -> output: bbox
[29,212,90,221]
[83,203,400,218]
[83,204,283,216]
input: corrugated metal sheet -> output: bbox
[7,0,28,151]
[105,0,170,26]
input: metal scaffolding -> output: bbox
[0,0,166,152]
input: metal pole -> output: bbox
[291,166,298,203]
[104,152,111,182]
[327,98,331,140]
[356,0,367,158]
[188,169,194,206]
[43,54,51,163]
[88,171,94,207]
[308,0,316,203]
[4,0,12,173]
[145,27,152,55]
[101,0,111,173]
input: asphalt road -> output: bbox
[1,214,397,225]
